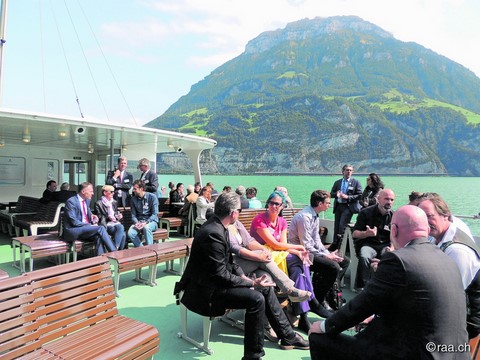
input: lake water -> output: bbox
[160,174,480,235]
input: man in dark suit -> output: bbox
[137,158,158,194]
[63,182,117,256]
[40,180,57,203]
[329,164,362,251]
[175,191,309,360]
[308,205,470,360]
[106,156,133,207]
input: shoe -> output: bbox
[264,326,278,343]
[287,288,312,303]
[279,332,310,350]
[309,302,334,319]
[322,300,334,311]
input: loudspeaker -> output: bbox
[74,126,85,135]
[176,146,183,153]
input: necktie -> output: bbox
[82,200,89,223]
[341,179,348,194]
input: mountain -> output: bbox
[146,16,480,176]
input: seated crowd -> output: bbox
[55,158,478,359]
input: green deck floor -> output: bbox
[0,231,356,360]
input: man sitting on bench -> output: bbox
[127,180,159,247]
[63,182,117,255]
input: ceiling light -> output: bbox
[0,137,5,147]
[121,143,128,152]
[87,143,94,154]
[167,138,174,148]
[58,125,68,138]
[22,128,31,143]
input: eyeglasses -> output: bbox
[236,208,242,213]
[269,201,283,207]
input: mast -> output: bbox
[0,0,8,105]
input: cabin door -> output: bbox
[63,160,90,193]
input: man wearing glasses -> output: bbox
[330,164,363,251]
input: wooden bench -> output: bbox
[103,238,193,297]
[0,195,41,235]
[146,237,193,283]
[13,201,65,236]
[0,269,8,280]
[12,233,83,273]
[159,215,186,236]
[103,247,158,297]
[236,208,302,233]
[0,257,159,360]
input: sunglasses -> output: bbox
[269,201,283,207]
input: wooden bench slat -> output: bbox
[0,256,159,359]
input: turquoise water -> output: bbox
[160,174,480,234]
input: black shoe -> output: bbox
[297,317,311,333]
[279,332,309,350]
[322,300,334,312]
[310,302,334,319]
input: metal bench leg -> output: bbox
[149,264,158,286]
[20,247,26,273]
[177,303,214,355]
[11,239,21,270]
[110,262,120,297]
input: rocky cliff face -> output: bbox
[151,16,480,176]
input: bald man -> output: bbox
[308,205,469,360]
[352,189,395,289]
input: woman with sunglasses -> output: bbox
[94,185,126,250]
[250,191,320,333]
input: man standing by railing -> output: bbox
[329,164,362,251]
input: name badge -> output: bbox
[145,180,150,183]
[348,186,353,191]
[143,204,149,210]
[124,179,130,183]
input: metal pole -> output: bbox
[0,0,9,105]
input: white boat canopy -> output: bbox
[0,107,216,188]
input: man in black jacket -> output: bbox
[106,156,133,207]
[175,191,309,360]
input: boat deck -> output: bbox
[0,231,357,360]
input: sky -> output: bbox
[1,0,479,127]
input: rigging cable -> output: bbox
[48,0,84,118]
[75,0,139,127]
[38,0,46,112]
[61,0,109,120]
